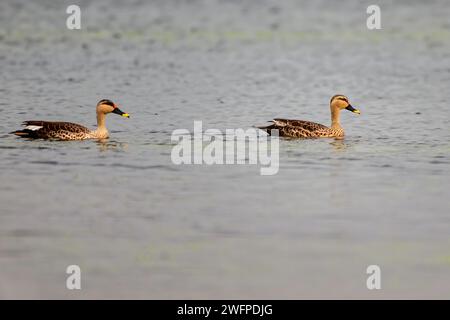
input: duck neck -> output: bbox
[330,107,341,129]
[97,112,107,130]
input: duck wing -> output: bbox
[11,121,90,139]
[258,118,331,138]
[273,118,329,131]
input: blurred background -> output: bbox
[0,0,449,298]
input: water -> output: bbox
[0,0,450,298]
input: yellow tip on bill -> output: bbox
[122,113,130,118]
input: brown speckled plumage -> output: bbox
[258,95,360,138]
[17,121,92,140]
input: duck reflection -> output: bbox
[96,139,128,152]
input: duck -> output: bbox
[10,99,130,140]
[258,94,360,138]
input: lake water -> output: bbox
[0,0,449,298]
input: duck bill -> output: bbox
[345,104,361,114]
[112,108,130,118]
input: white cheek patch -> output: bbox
[25,125,43,131]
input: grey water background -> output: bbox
[0,0,449,298]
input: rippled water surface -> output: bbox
[1,0,450,298]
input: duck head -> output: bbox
[330,95,360,115]
[96,99,130,118]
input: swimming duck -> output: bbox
[258,94,360,138]
[10,99,130,140]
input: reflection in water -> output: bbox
[329,137,362,152]
[96,139,129,152]
[330,138,348,152]
[1,0,450,299]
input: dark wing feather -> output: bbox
[258,118,331,138]
[272,118,329,132]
